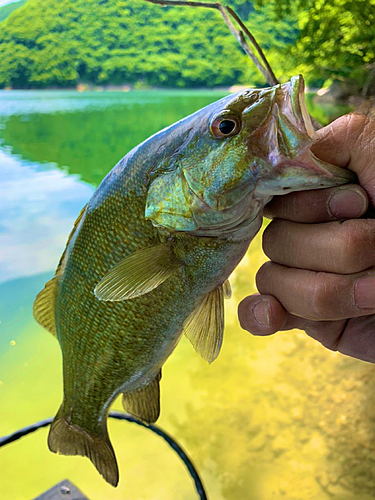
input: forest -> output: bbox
[0,0,374,93]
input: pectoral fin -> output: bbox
[94,242,182,302]
[223,279,232,299]
[122,371,162,424]
[183,284,225,364]
[33,277,57,337]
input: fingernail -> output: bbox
[252,301,271,327]
[354,275,375,309]
[329,187,367,219]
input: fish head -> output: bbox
[145,75,355,235]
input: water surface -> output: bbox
[0,89,373,500]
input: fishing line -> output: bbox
[0,411,208,500]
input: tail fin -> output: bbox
[48,409,119,487]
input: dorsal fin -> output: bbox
[122,371,162,424]
[94,242,182,302]
[33,277,58,336]
[33,204,87,337]
[183,284,225,364]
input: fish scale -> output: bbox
[33,75,356,486]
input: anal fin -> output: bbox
[183,284,225,364]
[122,371,162,424]
[33,277,57,336]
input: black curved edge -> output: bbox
[0,412,208,500]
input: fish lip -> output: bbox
[306,150,357,181]
[293,75,316,139]
[276,147,357,183]
[286,76,356,183]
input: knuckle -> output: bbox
[262,220,281,254]
[347,113,375,148]
[340,223,365,268]
[350,112,373,131]
[310,273,336,319]
[263,199,279,219]
[305,320,348,351]
[320,329,343,352]
[339,220,375,272]
[347,112,369,128]
[346,113,368,135]
[255,261,274,289]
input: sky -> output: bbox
[0,0,20,7]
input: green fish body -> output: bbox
[33,76,355,486]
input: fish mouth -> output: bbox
[276,148,357,184]
[268,75,357,190]
[292,74,316,140]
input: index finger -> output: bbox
[264,184,368,222]
[311,114,375,200]
[264,112,375,223]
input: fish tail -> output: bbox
[48,406,119,487]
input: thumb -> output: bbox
[311,114,375,205]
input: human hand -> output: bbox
[238,113,375,363]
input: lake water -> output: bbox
[0,89,374,500]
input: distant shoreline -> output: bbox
[0,84,250,93]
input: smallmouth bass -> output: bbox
[33,76,355,486]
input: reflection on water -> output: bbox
[0,149,93,284]
[0,89,374,500]
[0,90,229,186]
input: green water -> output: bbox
[1,89,374,500]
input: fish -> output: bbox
[33,75,355,487]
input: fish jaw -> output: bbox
[256,147,357,196]
[248,75,357,196]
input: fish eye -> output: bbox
[210,115,241,139]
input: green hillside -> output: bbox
[0,0,373,92]
[0,0,26,22]
[0,0,297,89]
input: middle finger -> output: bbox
[263,218,375,274]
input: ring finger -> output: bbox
[256,261,375,321]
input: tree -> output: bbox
[0,0,297,89]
